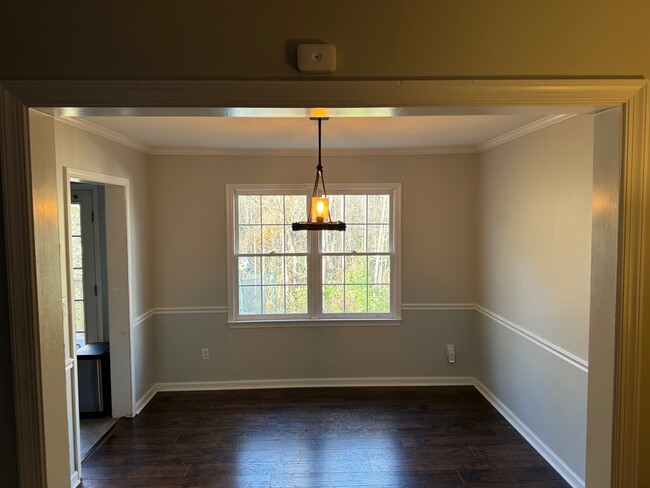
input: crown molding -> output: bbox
[54,116,150,153]
[148,146,478,157]
[55,113,577,157]
[478,114,577,152]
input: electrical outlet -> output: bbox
[446,344,456,365]
[201,348,209,360]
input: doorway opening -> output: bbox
[69,182,117,460]
[4,80,645,488]
[64,169,135,478]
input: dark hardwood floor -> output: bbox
[80,386,570,487]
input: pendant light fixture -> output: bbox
[292,117,346,232]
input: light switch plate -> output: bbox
[297,44,336,73]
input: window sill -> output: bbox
[227,318,403,329]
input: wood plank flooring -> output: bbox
[80,386,570,487]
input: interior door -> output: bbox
[70,188,100,347]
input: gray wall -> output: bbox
[0,164,18,486]
[474,115,594,480]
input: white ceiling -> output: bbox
[76,114,549,152]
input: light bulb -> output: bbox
[311,196,329,223]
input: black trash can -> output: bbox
[77,342,112,418]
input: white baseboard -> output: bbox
[71,470,80,488]
[156,376,474,392]
[472,379,585,488]
[135,383,158,414]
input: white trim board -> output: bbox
[477,114,576,151]
[150,146,479,157]
[55,116,149,153]
[473,379,585,488]
[402,303,475,311]
[132,309,155,327]
[156,376,474,392]
[135,384,158,415]
[136,376,475,413]
[474,305,588,372]
[57,113,576,157]
[155,306,228,315]
[140,303,475,317]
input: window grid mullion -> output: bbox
[283,196,287,314]
[366,195,369,312]
[259,197,263,312]
[343,196,347,313]
[310,216,320,319]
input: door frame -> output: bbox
[0,79,647,487]
[63,168,134,483]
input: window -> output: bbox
[227,184,401,325]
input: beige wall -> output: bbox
[474,115,595,481]
[53,121,157,403]
[54,122,154,318]
[150,153,478,382]
[477,116,594,359]
[151,153,476,307]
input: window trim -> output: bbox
[226,183,402,326]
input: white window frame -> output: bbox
[226,183,402,327]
